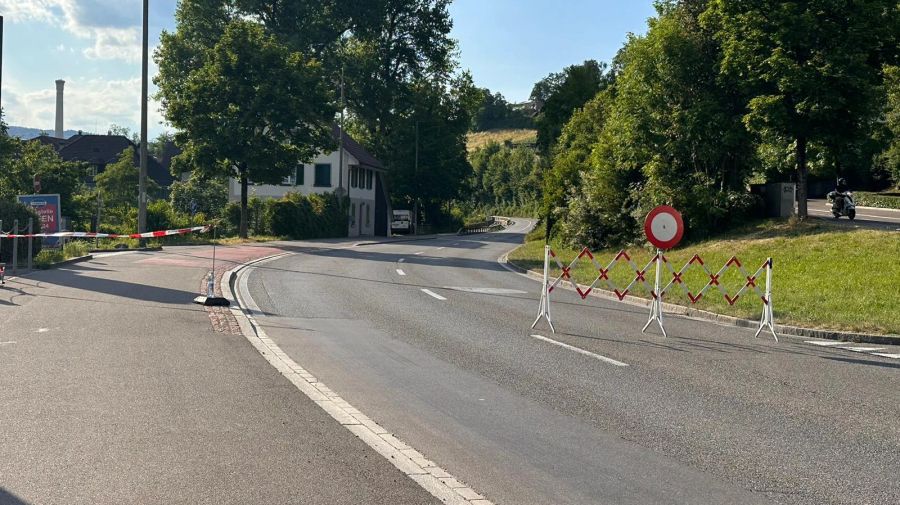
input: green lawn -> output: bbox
[508,220,900,335]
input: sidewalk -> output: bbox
[0,245,439,504]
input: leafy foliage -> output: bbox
[471,89,533,131]
[532,60,610,153]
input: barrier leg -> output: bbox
[754,258,778,341]
[532,245,556,333]
[11,220,18,274]
[642,249,667,337]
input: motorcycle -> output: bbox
[826,190,856,220]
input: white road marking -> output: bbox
[421,289,447,301]
[415,251,424,255]
[530,334,629,367]
[0,341,16,345]
[443,286,528,295]
[228,257,491,505]
[844,347,887,353]
[437,247,445,250]
[809,208,900,223]
[805,340,849,347]
[872,353,900,359]
[396,269,406,276]
[36,328,50,333]
[398,258,405,263]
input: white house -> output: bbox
[227,127,391,237]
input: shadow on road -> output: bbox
[0,488,30,505]
[30,264,199,305]
[823,356,900,369]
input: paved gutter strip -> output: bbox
[498,251,900,347]
[222,255,495,505]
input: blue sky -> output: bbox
[0,0,656,138]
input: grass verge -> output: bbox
[508,219,900,335]
[34,241,91,269]
[466,129,537,152]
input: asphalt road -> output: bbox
[243,221,900,505]
[807,198,900,230]
[0,246,440,505]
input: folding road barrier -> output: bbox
[533,245,777,340]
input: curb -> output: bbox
[40,254,94,270]
[89,247,162,253]
[499,251,900,346]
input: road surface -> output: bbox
[239,220,900,505]
[0,246,440,505]
[808,198,900,230]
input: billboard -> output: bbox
[17,194,62,247]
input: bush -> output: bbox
[854,192,900,210]
[34,249,65,268]
[0,200,42,264]
[269,192,347,239]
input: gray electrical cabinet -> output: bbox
[757,183,796,218]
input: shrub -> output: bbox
[0,200,42,264]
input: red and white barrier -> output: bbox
[532,245,777,341]
[0,225,210,240]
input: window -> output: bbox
[366,169,373,190]
[297,165,304,186]
[350,166,358,188]
[314,163,332,187]
[281,167,298,186]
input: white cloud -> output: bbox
[4,73,170,138]
[0,0,143,62]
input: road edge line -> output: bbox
[222,254,493,505]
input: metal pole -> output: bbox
[414,120,419,235]
[642,249,667,337]
[755,258,778,341]
[532,245,555,333]
[11,220,17,273]
[137,0,149,235]
[1,16,5,111]
[27,218,32,270]
[338,66,345,193]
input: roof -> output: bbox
[332,125,385,170]
[29,134,175,188]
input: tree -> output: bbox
[532,60,609,154]
[703,0,900,219]
[108,124,141,144]
[879,66,900,188]
[471,88,533,131]
[169,174,229,219]
[3,141,89,218]
[95,147,161,210]
[156,18,336,238]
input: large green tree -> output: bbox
[532,60,610,154]
[703,0,900,218]
[0,140,89,220]
[95,147,161,211]
[156,18,336,238]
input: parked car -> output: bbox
[391,210,414,235]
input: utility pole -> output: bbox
[137,0,149,234]
[414,120,419,235]
[1,16,5,112]
[338,66,345,193]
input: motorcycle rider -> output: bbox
[830,177,853,217]
[836,177,849,194]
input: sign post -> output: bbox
[532,245,555,332]
[642,205,684,337]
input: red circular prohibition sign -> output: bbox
[644,205,684,250]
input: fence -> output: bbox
[533,245,777,341]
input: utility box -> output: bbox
[751,183,796,218]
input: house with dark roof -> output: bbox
[31,133,176,191]
[225,125,391,237]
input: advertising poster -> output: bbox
[17,194,62,247]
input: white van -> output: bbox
[391,210,414,235]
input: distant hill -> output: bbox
[7,126,80,140]
[466,129,537,152]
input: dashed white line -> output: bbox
[0,341,16,345]
[805,340,848,347]
[437,247,446,250]
[844,347,886,353]
[530,334,629,367]
[872,353,900,359]
[421,289,447,301]
[415,251,424,255]
[396,269,407,276]
[398,258,405,263]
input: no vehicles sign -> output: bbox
[644,205,684,250]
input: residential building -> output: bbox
[225,127,390,237]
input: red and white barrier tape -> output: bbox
[0,225,210,240]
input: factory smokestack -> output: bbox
[55,79,65,138]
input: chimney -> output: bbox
[55,79,65,138]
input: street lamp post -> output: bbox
[137,0,149,235]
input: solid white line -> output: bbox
[805,340,849,347]
[421,289,447,301]
[227,257,490,505]
[844,347,886,353]
[530,334,629,367]
[396,269,406,276]
[871,353,900,359]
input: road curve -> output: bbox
[243,222,900,505]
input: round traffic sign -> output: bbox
[644,205,684,250]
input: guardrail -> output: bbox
[457,216,513,235]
